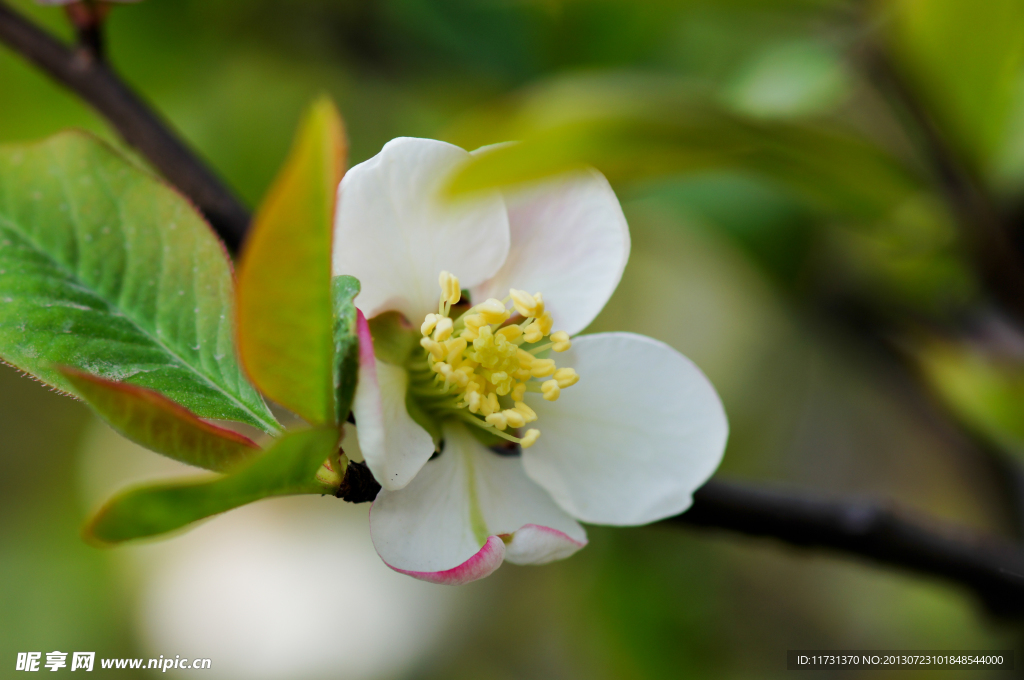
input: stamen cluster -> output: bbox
[411,271,579,448]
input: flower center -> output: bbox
[407,271,579,449]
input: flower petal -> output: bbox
[333,138,510,323]
[471,433,587,565]
[370,424,585,583]
[351,310,434,490]
[470,166,629,336]
[522,332,728,525]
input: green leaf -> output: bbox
[85,428,340,545]
[332,275,361,423]
[445,77,919,220]
[237,97,347,426]
[0,131,279,433]
[60,367,260,472]
[888,0,1024,164]
[918,341,1024,455]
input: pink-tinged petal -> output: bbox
[371,423,585,582]
[501,524,586,566]
[470,165,629,336]
[523,332,728,526]
[370,426,486,577]
[387,536,506,585]
[351,309,434,491]
[472,430,587,565]
[333,138,510,323]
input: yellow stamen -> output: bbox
[550,331,571,352]
[439,271,461,306]
[412,271,581,448]
[554,367,579,388]
[541,380,560,401]
[421,313,440,336]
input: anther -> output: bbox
[520,429,541,448]
[504,409,526,428]
[439,271,461,305]
[537,312,554,335]
[477,298,509,325]
[530,359,556,378]
[554,367,579,388]
[421,313,440,336]
[523,322,544,343]
[511,383,526,402]
[510,289,540,317]
[420,336,444,361]
[445,337,468,364]
[514,401,537,422]
[433,317,454,342]
[497,325,523,342]
[541,380,560,401]
[485,412,508,430]
[550,331,571,352]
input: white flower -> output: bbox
[333,137,728,584]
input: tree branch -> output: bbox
[338,451,1024,617]
[674,479,1024,617]
[0,1,250,251]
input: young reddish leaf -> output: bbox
[84,428,340,545]
[61,367,260,472]
[237,97,347,426]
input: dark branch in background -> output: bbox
[677,480,1024,617]
[6,0,1024,620]
[0,1,250,251]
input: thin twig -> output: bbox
[0,0,250,251]
[674,479,1024,617]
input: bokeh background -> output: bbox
[3,0,1024,677]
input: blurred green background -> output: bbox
[4,0,1024,677]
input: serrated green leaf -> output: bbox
[237,97,347,426]
[0,132,279,433]
[332,275,361,424]
[61,367,260,472]
[85,428,340,545]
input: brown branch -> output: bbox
[674,479,1024,618]
[0,0,250,251]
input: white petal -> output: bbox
[522,332,728,525]
[333,138,510,323]
[370,424,585,582]
[351,310,434,491]
[470,166,629,336]
[472,430,587,565]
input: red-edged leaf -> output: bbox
[61,367,260,472]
